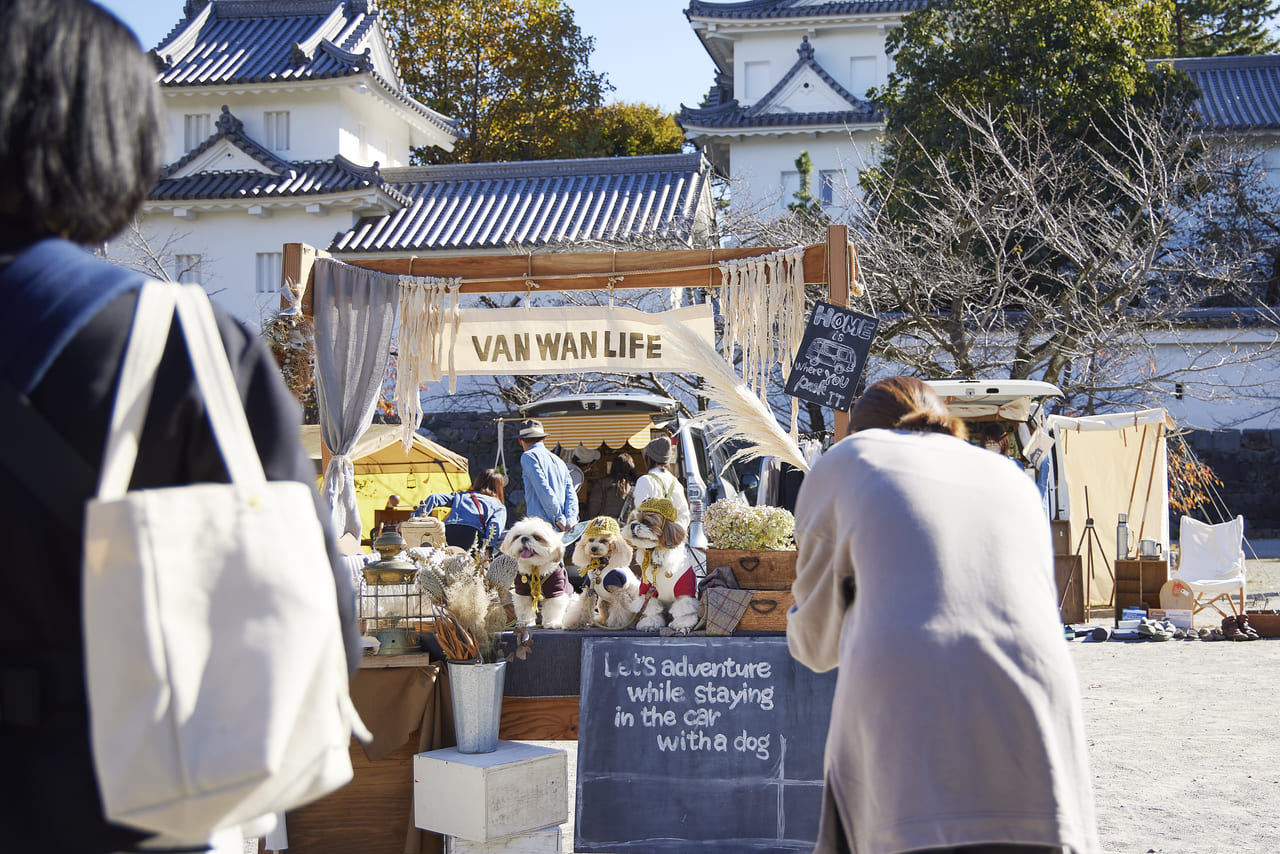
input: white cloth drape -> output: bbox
[313,259,399,539]
[396,274,461,450]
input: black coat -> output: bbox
[0,240,359,852]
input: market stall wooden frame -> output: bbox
[283,225,857,741]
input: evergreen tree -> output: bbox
[1167,0,1280,57]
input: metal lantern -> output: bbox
[360,529,427,655]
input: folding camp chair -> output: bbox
[1172,515,1247,618]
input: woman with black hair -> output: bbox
[0,2,358,851]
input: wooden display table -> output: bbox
[1114,558,1169,621]
[269,654,449,854]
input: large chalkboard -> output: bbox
[575,637,836,853]
[783,301,878,412]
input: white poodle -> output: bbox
[621,498,699,633]
[499,517,574,628]
[564,517,641,629]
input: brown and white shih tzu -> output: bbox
[621,498,699,633]
[564,516,641,629]
[499,517,574,629]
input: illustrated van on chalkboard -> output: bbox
[784,302,879,412]
[804,338,858,373]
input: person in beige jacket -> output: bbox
[788,377,1099,854]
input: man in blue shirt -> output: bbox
[517,420,578,531]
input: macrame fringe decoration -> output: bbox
[717,246,806,440]
[260,277,315,402]
[396,274,461,450]
[663,318,808,473]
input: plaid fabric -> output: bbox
[701,588,755,636]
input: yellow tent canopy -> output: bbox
[300,425,470,537]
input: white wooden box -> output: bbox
[445,826,562,854]
[414,741,568,842]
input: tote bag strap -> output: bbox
[97,282,267,500]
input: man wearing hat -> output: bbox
[630,436,690,528]
[517,419,579,531]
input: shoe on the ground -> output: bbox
[1236,614,1261,640]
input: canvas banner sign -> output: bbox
[440,303,715,375]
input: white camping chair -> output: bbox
[1173,515,1247,618]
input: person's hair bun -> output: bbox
[894,409,959,436]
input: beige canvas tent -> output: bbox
[300,425,469,537]
[1048,409,1173,611]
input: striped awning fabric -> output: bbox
[537,414,654,452]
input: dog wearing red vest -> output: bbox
[622,498,699,633]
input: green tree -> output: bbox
[383,0,609,163]
[867,0,1193,206]
[786,151,829,231]
[862,0,1200,317]
[1167,0,1280,56]
[566,102,685,158]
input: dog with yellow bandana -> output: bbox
[500,517,574,628]
[622,498,699,632]
[564,517,641,629]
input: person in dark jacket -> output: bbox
[0,2,359,851]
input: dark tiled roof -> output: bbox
[154,1,378,84]
[1160,55,1280,130]
[152,1,457,138]
[330,153,712,253]
[686,0,928,20]
[157,105,293,180]
[152,147,408,206]
[680,37,879,130]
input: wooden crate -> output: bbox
[1050,521,1072,556]
[1114,559,1167,616]
[1245,611,1280,638]
[735,590,794,632]
[705,549,797,590]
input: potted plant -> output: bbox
[415,551,531,753]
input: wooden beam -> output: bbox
[826,223,852,438]
[286,243,831,297]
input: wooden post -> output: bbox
[282,242,320,318]
[826,223,851,438]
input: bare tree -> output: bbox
[107,220,227,299]
[838,99,1279,416]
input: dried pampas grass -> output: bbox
[663,318,808,473]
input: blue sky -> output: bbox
[96,0,717,114]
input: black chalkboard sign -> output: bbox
[783,301,878,412]
[575,636,836,853]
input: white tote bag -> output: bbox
[82,282,370,839]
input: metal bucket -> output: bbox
[447,660,506,754]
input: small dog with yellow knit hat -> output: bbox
[564,516,641,629]
[622,497,699,632]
